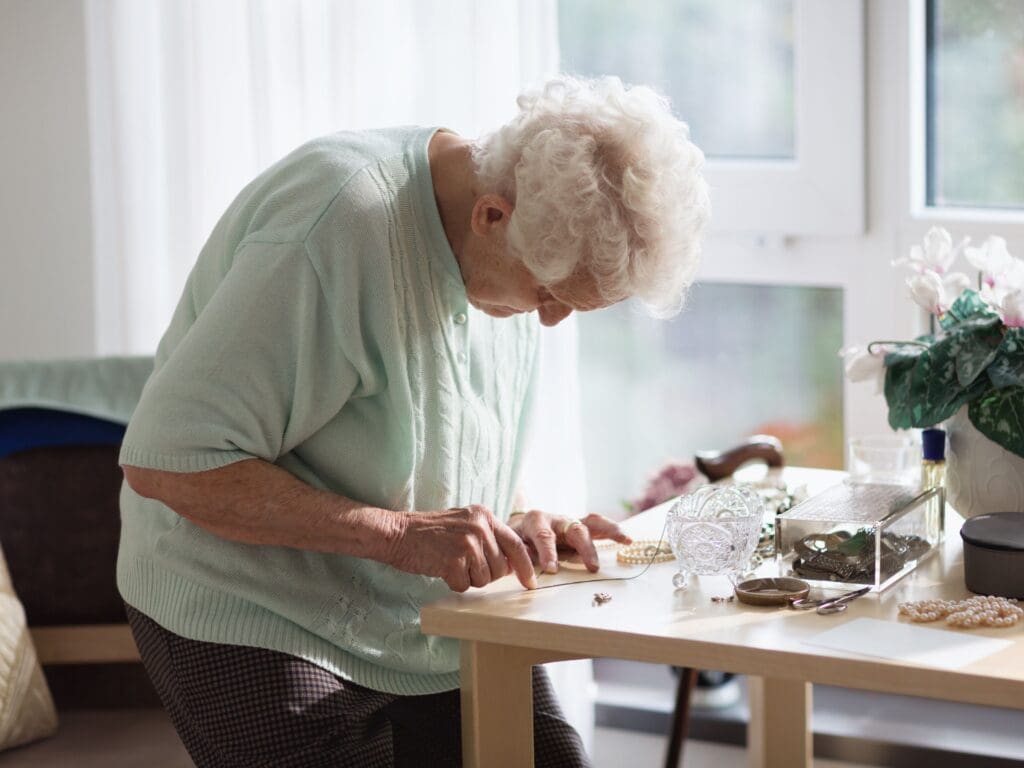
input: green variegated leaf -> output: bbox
[906,348,950,425]
[939,375,990,425]
[907,338,984,426]
[882,293,1012,433]
[988,327,1024,389]
[883,340,929,384]
[940,289,996,330]
[968,387,1024,459]
[884,348,920,430]
[949,316,1004,386]
[883,335,988,429]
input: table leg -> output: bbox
[747,676,812,768]
[460,640,536,768]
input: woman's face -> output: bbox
[457,193,620,326]
[464,246,616,327]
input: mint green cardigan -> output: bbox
[117,127,539,695]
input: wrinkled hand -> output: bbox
[388,505,537,592]
[508,512,632,574]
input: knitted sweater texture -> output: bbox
[117,127,539,694]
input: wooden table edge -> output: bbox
[422,610,1024,711]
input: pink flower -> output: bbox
[630,462,700,513]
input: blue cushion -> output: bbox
[0,408,126,459]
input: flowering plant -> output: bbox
[627,462,700,514]
[842,228,1024,458]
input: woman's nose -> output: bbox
[538,303,573,327]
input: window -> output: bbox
[557,0,864,235]
[559,0,795,160]
[556,1,860,514]
[926,0,1024,210]
[578,284,844,515]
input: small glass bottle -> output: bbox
[921,428,947,534]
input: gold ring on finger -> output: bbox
[563,519,586,536]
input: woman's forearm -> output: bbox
[122,458,404,562]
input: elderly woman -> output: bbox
[119,75,708,767]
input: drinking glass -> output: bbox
[846,435,920,486]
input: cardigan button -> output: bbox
[454,312,468,325]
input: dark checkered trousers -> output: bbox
[126,605,592,768]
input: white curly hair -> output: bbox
[472,75,710,317]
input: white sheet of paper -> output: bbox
[803,617,1013,670]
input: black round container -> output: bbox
[960,512,1024,599]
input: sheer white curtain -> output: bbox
[85,0,559,354]
[84,0,593,748]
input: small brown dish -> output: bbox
[735,577,811,607]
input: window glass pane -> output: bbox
[557,0,795,160]
[928,0,1024,209]
[579,284,843,515]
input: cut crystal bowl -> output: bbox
[666,485,765,588]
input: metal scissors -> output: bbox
[789,585,871,615]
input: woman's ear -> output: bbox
[470,194,513,237]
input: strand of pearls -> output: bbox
[616,540,675,565]
[898,596,1023,629]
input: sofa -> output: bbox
[0,357,192,765]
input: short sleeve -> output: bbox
[119,240,359,472]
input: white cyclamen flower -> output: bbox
[839,345,886,393]
[907,269,971,316]
[964,236,1013,286]
[994,289,1024,328]
[980,257,1024,309]
[894,227,968,275]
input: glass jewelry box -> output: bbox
[775,483,942,592]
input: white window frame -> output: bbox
[641,0,871,459]
[905,0,1024,247]
[694,0,901,456]
[578,0,1024,469]
[705,0,864,237]
[561,1,870,481]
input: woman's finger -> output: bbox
[528,521,559,574]
[466,541,492,588]
[480,524,509,582]
[563,519,600,572]
[494,523,538,590]
[445,559,471,593]
[582,513,633,544]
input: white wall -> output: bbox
[0,0,95,360]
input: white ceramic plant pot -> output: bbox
[947,406,1024,518]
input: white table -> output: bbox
[421,467,1024,767]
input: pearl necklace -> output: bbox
[898,596,1023,628]
[616,539,675,565]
